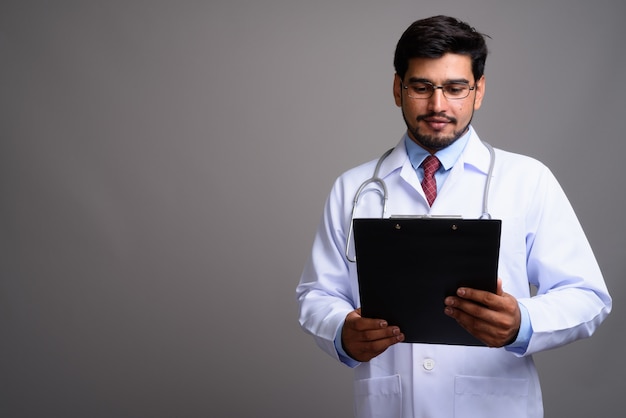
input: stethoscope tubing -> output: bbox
[344,141,495,262]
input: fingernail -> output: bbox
[379,321,388,328]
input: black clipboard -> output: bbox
[353,217,502,346]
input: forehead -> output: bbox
[404,53,473,82]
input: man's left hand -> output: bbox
[444,278,520,347]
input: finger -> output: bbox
[346,309,390,332]
[452,276,502,307]
[453,287,502,311]
[344,310,404,344]
[360,324,404,343]
[444,305,501,346]
[496,277,503,296]
[445,296,520,345]
[446,295,509,325]
[342,311,405,361]
[349,330,405,361]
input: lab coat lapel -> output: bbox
[375,131,493,210]
[432,130,493,214]
[376,139,410,180]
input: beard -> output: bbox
[403,110,472,151]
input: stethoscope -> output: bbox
[345,141,496,262]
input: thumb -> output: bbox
[496,277,504,296]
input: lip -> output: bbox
[424,118,451,130]
[417,113,456,131]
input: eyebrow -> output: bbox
[407,77,471,84]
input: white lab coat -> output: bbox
[296,128,611,418]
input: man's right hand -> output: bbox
[341,308,405,362]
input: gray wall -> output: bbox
[1,1,624,417]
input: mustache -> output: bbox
[416,112,457,124]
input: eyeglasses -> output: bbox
[402,81,475,100]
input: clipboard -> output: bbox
[353,217,502,346]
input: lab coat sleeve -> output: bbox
[517,166,612,356]
[296,175,361,366]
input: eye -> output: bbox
[409,83,431,94]
[443,83,468,96]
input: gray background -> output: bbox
[1,0,624,417]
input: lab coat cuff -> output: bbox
[334,324,360,368]
[505,301,532,355]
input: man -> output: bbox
[296,15,612,418]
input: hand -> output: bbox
[443,278,521,347]
[341,308,405,362]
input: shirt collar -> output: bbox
[404,127,471,171]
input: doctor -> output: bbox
[296,15,611,418]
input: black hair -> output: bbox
[394,15,489,82]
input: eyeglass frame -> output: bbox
[401,80,476,100]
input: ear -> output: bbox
[393,74,403,107]
[473,75,486,110]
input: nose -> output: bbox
[427,88,447,112]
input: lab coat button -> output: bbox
[423,358,435,371]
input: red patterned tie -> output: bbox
[421,155,440,206]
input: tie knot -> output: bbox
[422,155,441,177]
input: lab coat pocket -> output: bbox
[454,375,529,418]
[354,374,402,418]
